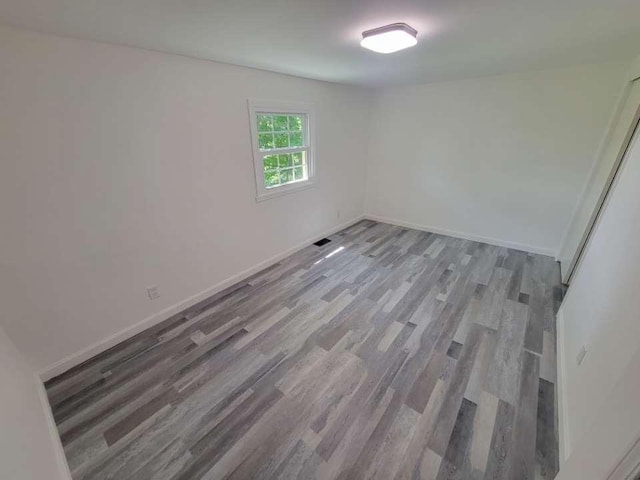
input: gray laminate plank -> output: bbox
[103,387,179,446]
[508,350,539,480]
[436,397,477,480]
[483,399,516,480]
[428,323,484,456]
[536,378,559,479]
[394,377,448,480]
[524,281,546,354]
[363,403,420,480]
[464,328,497,405]
[485,300,528,405]
[315,346,408,462]
[405,351,449,414]
[468,391,500,475]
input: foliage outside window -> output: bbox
[258,114,308,188]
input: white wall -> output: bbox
[557,126,640,460]
[558,62,640,281]
[0,26,372,374]
[556,345,640,480]
[0,324,71,479]
[365,63,628,255]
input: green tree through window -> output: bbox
[256,114,308,188]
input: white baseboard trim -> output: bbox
[364,214,558,257]
[36,373,73,479]
[556,307,572,465]
[39,215,365,381]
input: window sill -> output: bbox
[256,179,315,202]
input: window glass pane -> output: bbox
[288,116,302,131]
[280,168,294,184]
[258,115,273,132]
[274,133,289,148]
[263,155,278,170]
[278,154,292,168]
[293,166,304,180]
[273,115,289,131]
[258,133,274,150]
[264,170,280,188]
[292,152,304,166]
[289,132,303,147]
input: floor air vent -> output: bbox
[313,238,332,247]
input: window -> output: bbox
[248,100,315,202]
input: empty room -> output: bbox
[2,1,640,479]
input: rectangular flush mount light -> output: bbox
[361,23,418,54]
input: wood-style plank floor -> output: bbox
[45,220,562,480]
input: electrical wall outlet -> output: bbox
[337,208,341,220]
[147,285,160,300]
[576,345,587,366]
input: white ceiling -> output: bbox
[1,0,639,87]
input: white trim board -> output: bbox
[556,72,633,266]
[556,307,572,465]
[36,374,73,479]
[39,215,365,381]
[364,214,558,257]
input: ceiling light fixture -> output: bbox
[360,23,418,54]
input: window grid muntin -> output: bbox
[257,113,308,152]
[262,150,308,189]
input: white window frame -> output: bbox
[248,100,316,202]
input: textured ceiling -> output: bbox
[1,0,639,86]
